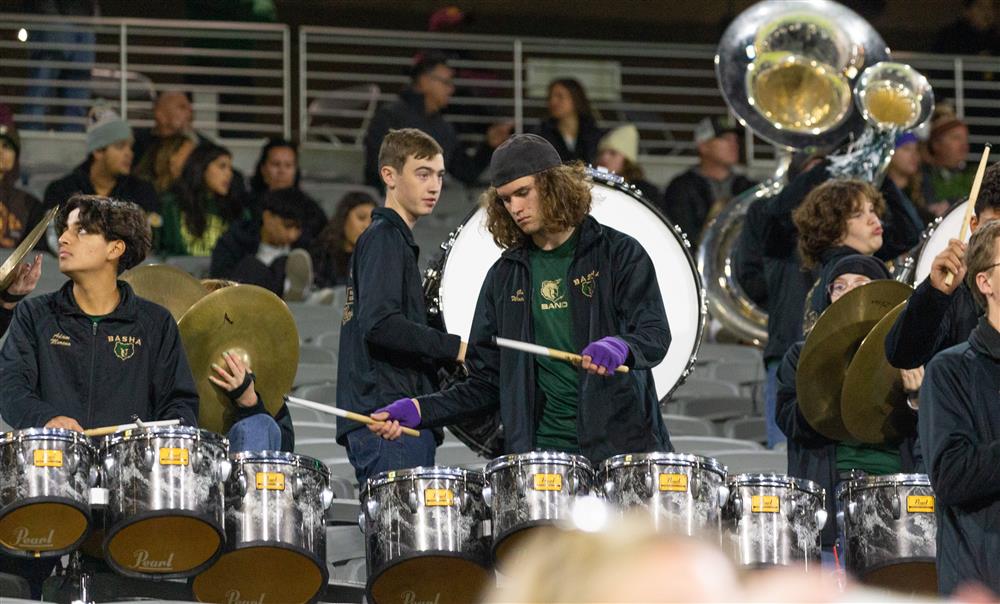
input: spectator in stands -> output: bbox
[920,107,976,215]
[536,78,603,165]
[933,0,999,55]
[132,91,207,168]
[363,51,512,189]
[887,131,933,225]
[134,133,197,194]
[44,106,159,216]
[157,142,248,256]
[310,191,376,288]
[595,124,663,206]
[661,116,755,247]
[209,188,313,301]
[0,120,44,249]
[249,139,327,245]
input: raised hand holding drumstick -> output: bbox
[943,143,992,288]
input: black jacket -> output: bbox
[534,115,603,166]
[776,341,923,547]
[0,306,12,338]
[416,216,673,464]
[734,190,770,310]
[363,88,491,188]
[335,207,461,443]
[885,279,980,370]
[660,167,755,248]
[920,318,1000,594]
[0,281,199,429]
[43,159,160,215]
[208,217,310,295]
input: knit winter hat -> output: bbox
[826,254,891,303]
[598,124,639,163]
[86,105,132,153]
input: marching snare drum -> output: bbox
[723,473,826,569]
[192,451,334,604]
[363,466,491,604]
[836,473,937,593]
[600,452,728,537]
[101,426,229,578]
[485,451,593,564]
[0,428,97,557]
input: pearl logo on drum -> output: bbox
[225,589,266,604]
[12,527,55,548]
[131,549,175,571]
[400,590,441,604]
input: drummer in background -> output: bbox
[369,134,672,463]
[1,253,42,337]
[885,163,1000,373]
[337,128,467,487]
[920,219,1000,595]
[775,254,924,561]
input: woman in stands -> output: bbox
[535,78,604,165]
[157,142,249,256]
[310,191,376,288]
[249,138,328,246]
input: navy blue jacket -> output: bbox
[0,281,199,429]
[885,279,980,370]
[416,216,672,463]
[920,318,1000,594]
[335,207,461,443]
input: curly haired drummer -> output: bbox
[370,134,673,463]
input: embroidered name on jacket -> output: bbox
[107,335,142,361]
[540,279,568,310]
[50,333,71,347]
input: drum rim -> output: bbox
[1,427,96,448]
[601,451,727,476]
[728,472,824,495]
[485,450,595,475]
[103,425,228,448]
[230,450,331,479]
[367,465,485,489]
[834,472,931,498]
[912,198,969,284]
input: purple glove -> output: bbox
[581,336,629,372]
[374,398,421,428]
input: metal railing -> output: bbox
[0,14,290,138]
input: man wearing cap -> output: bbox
[370,134,673,463]
[43,106,159,219]
[920,108,975,215]
[661,116,755,246]
[0,120,44,249]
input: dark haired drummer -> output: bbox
[370,134,672,462]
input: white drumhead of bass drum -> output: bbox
[914,200,970,285]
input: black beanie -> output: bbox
[489,134,562,188]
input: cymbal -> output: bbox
[178,285,299,434]
[0,206,58,291]
[797,280,912,441]
[841,302,916,444]
[121,264,208,322]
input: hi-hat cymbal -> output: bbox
[841,302,916,444]
[0,206,58,291]
[121,264,208,322]
[178,285,299,434]
[797,280,912,441]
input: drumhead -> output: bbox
[601,452,726,477]
[485,451,593,475]
[103,425,228,449]
[368,465,484,489]
[435,168,705,401]
[728,472,823,496]
[231,450,330,480]
[914,200,969,284]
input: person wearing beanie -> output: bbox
[43,106,159,226]
[661,115,755,248]
[0,119,45,249]
[369,133,673,466]
[775,253,924,559]
[595,124,663,206]
[920,108,976,213]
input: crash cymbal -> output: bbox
[841,302,916,444]
[0,206,58,291]
[200,278,238,292]
[797,280,912,441]
[178,285,299,434]
[121,264,208,322]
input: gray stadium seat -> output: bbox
[295,438,340,462]
[326,498,362,526]
[294,421,340,440]
[671,436,763,457]
[315,330,341,349]
[299,345,337,365]
[712,450,787,474]
[662,414,717,437]
[327,526,366,566]
[328,476,356,500]
[678,396,755,421]
[435,442,486,467]
[293,382,338,407]
[722,416,768,443]
[294,363,337,388]
[696,343,763,366]
[670,377,740,401]
[164,255,211,278]
[707,361,766,387]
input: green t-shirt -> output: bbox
[836,442,902,476]
[531,231,580,452]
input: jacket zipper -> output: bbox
[86,320,97,427]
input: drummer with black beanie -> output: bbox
[369,134,672,464]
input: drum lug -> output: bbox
[365,498,379,520]
[407,491,419,514]
[690,474,703,497]
[732,495,743,521]
[891,493,902,520]
[321,488,334,510]
[88,465,100,488]
[603,479,615,497]
[236,471,248,498]
[836,510,845,534]
[785,499,798,521]
[643,474,653,499]
[815,509,828,529]
[142,447,154,469]
[717,485,730,509]
[482,485,493,508]
[847,501,858,523]
[103,455,116,474]
[216,459,232,483]
[357,511,366,532]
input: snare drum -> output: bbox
[600,452,728,537]
[485,451,593,564]
[192,452,333,604]
[723,473,826,569]
[101,426,228,578]
[0,428,97,557]
[363,466,491,604]
[836,473,937,593]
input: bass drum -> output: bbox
[911,200,969,285]
[425,168,706,457]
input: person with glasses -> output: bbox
[363,51,512,190]
[919,218,1000,595]
[775,254,924,563]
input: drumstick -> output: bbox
[945,143,992,287]
[491,336,629,374]
[286,396,421,437]
[84,419,181,437]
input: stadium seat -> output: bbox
[164,255,211,278]
[696,343,763,366]
[662,414,717,437]
[327,526,366,566]
[670,436,763,457]
[670,377,740,400]
[722,416,768,443]
[298,345,337,365]
[294,363,336,388]
[713,450,787,474]
[677,396,755,421]
[293,382,338,406]
[315,330,341,349]
[294,421,340,440]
